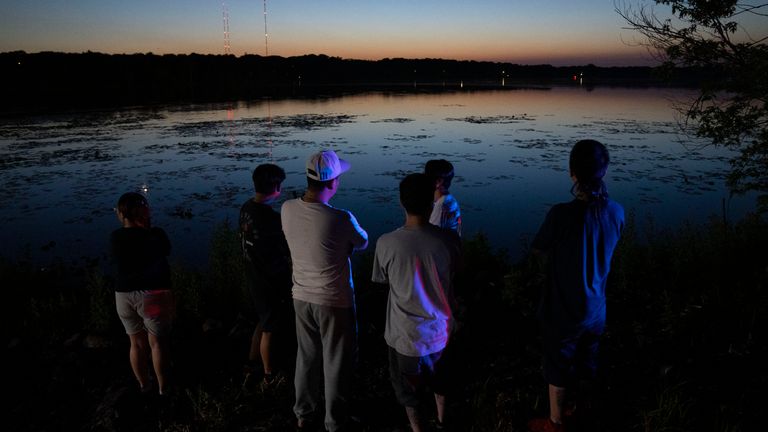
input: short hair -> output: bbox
[424,159,455,189]
[117,192,151,227]
[252,163,286,194]
[306,176,335,192]
[400,173,435,216]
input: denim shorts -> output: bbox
[115,290,174,337]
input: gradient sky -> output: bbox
[0,0,748,66]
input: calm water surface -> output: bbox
[0,87,756,266]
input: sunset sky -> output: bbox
[0,1,755,66]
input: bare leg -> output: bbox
[548,384,566,424]
[405,406,423,432]
[128,331,151,390]
[148,332,170,394]
[434,393,446,424]
[248,325,263,364]
[260,331,273,374]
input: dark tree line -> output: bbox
[0,51,704,114]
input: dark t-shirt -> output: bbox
[110,226,172,292]
[239,199,292,297]
[532,198,624,335]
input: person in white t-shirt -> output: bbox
[424,159,462,236]
[281,150,368,432]
[372,173,462,432]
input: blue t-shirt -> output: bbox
[532,198,624,335]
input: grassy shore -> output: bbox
[4,213,767,431]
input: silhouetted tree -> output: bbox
[618,1,768,208]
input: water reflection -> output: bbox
[0,88,755,265]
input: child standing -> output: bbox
[239,163,293,387]
[372,173,462,432]
[424,159,462,236]
[528,140,624,432]
[111,192,174,396]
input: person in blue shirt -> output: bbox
[528,140,624,432]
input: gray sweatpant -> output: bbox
[293,299,357,432]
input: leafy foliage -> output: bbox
[618,1,768,206]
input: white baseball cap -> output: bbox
[306,150,350,181]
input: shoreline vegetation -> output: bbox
[5,213,766,431]
[0,51,710,115]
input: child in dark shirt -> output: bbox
[111,192,174,396]
[239,163,293,387]
[528,140,624,432]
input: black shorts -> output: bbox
[388,346,449,407]
[247,266,290,333]
[541,324,603,387]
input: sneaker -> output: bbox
[527,418,565,432]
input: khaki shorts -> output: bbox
[115,290,174,337]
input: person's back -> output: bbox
[111,225,171,292]
[534,198,623,333]
[281,150,367,432]
[281,198,367,307]
[239,163,292,386]
[375,223,460,356]
[240,200,291,282]
[110,192,174,397]
[372,173,461,432]
[528,139,624,432]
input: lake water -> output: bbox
[0,86,756,266]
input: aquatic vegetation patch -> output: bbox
[561,119,679,136]
[370,118,414,123]
[384,133,434,142]
[446,115,535,124]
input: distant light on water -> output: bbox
[140,184,149,195]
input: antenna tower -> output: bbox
[222,2,231,55]
[263,0,269,56]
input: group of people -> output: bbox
[110,139,624,432]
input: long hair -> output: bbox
[117,192,151,228]
[569,139,610,204]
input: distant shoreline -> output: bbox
[0,51,706,115]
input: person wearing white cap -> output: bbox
[281,149,368,431]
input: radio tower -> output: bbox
[222,2,231,55]
[263,0,269,56]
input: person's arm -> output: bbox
[371,241,388,285]
[346,211,368,252]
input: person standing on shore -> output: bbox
[111,192,174,397]
[527,140,624,432]
[424,159,462,236]
[239,163,293,388]
[372,173,461,432]
[281,150,368,431]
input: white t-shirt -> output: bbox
[372,224,461,357]
[429,193,462,236]
[281,198,368,308]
